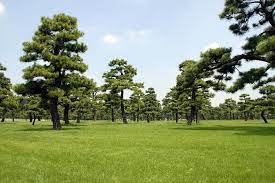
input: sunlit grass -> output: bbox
[0,120,275,182]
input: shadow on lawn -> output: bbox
[171,125,275,136]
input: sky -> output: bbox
[0,0,266,106]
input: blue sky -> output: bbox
[0,0,263,106]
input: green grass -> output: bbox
[0,120,275,183]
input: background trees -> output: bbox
[128,88,144,122]
[162,87,180,122]
[0,64,14,122]
[176,59,220,125]
[102,59,142,124]
[20,13,89,130]
[143,88,161,123]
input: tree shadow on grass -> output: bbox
[17,127,81,132]
[171,125,275,136]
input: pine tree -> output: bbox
[0,64,13,122]
[129,88,144,122]
[162,87,180,123]
[143,88,161,123]
[254,85,275,123]
[176,60,218,125]
[238,94,252,121]
[102,59,142,124]
[20,13,88,130]
[205,1,275,92]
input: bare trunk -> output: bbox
[50,97,61,130]
[120,90,127,124]
[111,107,115,122]
[137,112,140,122]
[261,110,268,124]
[32,114,36,125]
[189,88,196,125]
[146,114,150,123]
[29,113,33,123]
[92,109,96,121]
[175,112,179,123]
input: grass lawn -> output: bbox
[0,120,275,183]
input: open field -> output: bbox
[0,120,275,183]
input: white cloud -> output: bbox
[103,34,120,45]
[0,2,5,15]
[203,42,220,52]
[127,30,151,40]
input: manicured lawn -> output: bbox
[0,120,275,183]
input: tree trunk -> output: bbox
[32,115,36,125]
[261,110,268,124]
[146,114,150,123]
[244,112,248,121]
[1,117,5,122]
[189,88,196,125]
[29,113,33,123]
[64,104,70,125]
[50,97,61,130]
[201,113,206,120]
[120,90,127,124]
[111,107,115,122]
[12,117,15,122]
[137,112,140,122]
[92,109,96,121]
[133,113,136,122]
[175,112,179,123]
[76,112,81,123]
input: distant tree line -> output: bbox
[0,0,274,129]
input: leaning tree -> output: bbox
[218,0,275,92]
[102,59,142,124]
[202,1,275,94]
[20,13,88,130]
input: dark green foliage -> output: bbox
[142,88,161,123]
[176,59,216,125]
[220,0,275,35]
[210,0,275,92]
[128,88,144,122]
[102,59,143,124]
[162,87,180,123]
[238,94,253,121]
[0,64,15,122]
[20,13,88,129]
